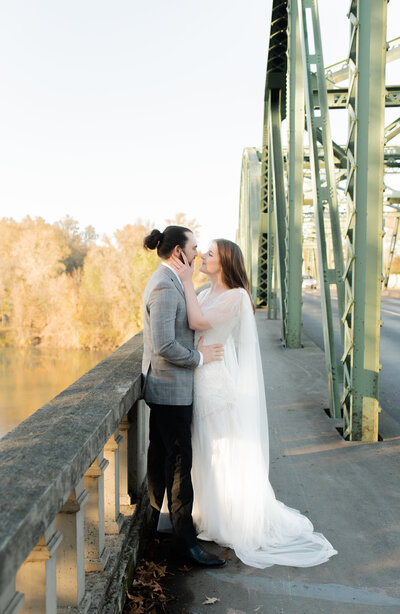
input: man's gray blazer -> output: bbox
[142,264,201,406]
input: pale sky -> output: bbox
[0,1,399,248]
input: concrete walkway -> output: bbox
[136,314,400,614]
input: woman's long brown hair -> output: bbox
[215,239,256,313]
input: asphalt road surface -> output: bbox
[302,290,400,425]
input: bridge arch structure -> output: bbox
[237,0,400,442]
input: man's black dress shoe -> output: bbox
[185,544,226,567]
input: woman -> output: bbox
[169,238,337,568]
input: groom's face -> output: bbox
[182,231,198,266]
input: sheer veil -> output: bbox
[218,289,337,567]
[234,288,270,473]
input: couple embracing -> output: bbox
[141,224,337,569]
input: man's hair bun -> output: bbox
[143,229,164,250]
[143,224,191,259]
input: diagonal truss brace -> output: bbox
[297,0,345,418]
[383,214,400,288]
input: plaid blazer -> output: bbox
[142,264,201,405]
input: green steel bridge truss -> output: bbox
[237,0,400,442]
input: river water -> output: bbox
[0,347,109,439]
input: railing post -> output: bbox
[104,431,123,534]
[16,520,62,614]
[84,453,109,572]
[0,582,24,614]
[118,415,134,513]
[56,481,91,614]
[128,400,149,502]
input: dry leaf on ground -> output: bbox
[202,596,220,605]
[125,559,173,613]
[178,564,193,572]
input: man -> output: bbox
[142,225,226,567]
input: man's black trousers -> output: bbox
[147,402,197,549]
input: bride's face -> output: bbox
[200,241,221,276]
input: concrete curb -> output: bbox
[87,481,152,614]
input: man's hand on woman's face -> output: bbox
[170,253,194,283]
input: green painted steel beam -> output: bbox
[325,36,400,85]
[258,95,270,308]
[259,0,289,315]
[317,85,400,109]
[265,1,288,119]
[267,130,278,319]
[342,0,387,442]
[385,116,400,143]
[285,0,304,348]
[249,152,262,302]
[270,91,288,341]
[304,0,346,334]
[298,0,345,325]
[298,0,344,418]
[237,149,262,303]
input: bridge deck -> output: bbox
[131,313,400,614]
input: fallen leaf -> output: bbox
[125,558,174,613]
[202,596,220,605]
[178,564,193,572]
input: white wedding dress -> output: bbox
[189,287,337,568]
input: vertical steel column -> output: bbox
[298,0,343,417]
[260,97,278,319]
[270,91,288,341]
[237,162,247,260]
[249,150,262,302]
[285,0,304,347]
[259,0,288,316]
[258,95,271,308]
[267,135,278,319]
[237,149,261,303]
[343,0,387,441]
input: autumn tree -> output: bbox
[0,214,202,350]
[165,212,201,236]
[56,215,97,273]
[0,217,70,345]
[77,222,159,349]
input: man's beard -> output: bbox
[184,253,195,266]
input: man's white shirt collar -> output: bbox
[162,262,184,291]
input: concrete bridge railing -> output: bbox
[0,332,150,614]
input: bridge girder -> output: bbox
[237,0,397,441]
